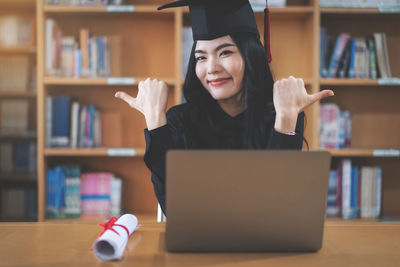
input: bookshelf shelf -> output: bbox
[0,91,36,98]
[320,8,400,14]
[323,149,400,157]
[320,78,378,86]
[43,5,173,14]
[0,131,37,139]
[43,77,176,86]
[0,46,36,54]
[44,147,145,157]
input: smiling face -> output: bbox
[195,35,245,108]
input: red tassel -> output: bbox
[264,6,272,63]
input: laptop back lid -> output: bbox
[166,150,331,252]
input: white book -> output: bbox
[110,177,122,217]
[341,159,352,219]
[70,101,80,148]
[360,167,370,219]
[373,33,389,78]
[381,33,392,78]
[45,19,55,76]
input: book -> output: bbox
[341,159,352,219]
[327,33,350,78]
[81,172,113,217]
[373,32,392,78]
[326,170,339,217]
[51,96,70,147]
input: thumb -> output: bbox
[308,89,334,105]
[115,91,137,109]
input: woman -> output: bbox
[115,0,334,215]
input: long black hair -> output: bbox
[182,32,306,149]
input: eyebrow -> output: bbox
[195,43,236,54]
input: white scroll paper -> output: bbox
[93,214,138,261]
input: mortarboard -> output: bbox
[158,0,273,63]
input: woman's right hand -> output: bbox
[115,78,169,130]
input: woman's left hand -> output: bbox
[273,76,334,134]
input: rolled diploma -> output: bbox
[93,214,138,261]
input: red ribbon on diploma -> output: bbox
[90,217,130,251]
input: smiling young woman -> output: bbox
[114,0,333,215]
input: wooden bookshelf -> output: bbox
[320,2,400,220]
[34,0,400,222]
[0,0,37,222]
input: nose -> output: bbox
[207,56,220,74]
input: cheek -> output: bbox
[230,59,244,83]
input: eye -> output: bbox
[195,56,206,62]
[220,50,233,57]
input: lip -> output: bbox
[208,78,231,86]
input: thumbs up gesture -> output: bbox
[273,76,334,134]
[115,78,169,130]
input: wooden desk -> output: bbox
[1,218,400,266]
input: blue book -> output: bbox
[351,166,359,218]
[15,143,30,173]
[328,33,350,78]
[47,169,56,216]
[88,105,95,148]
[51,96,70,147]
[76,49,82,77]
[54,167,66,216]
[348,39,357,78]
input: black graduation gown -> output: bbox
[143,103,304,215]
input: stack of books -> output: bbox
[47,166,122,218]
[46,96,103,148]
[45,19,112,78]
[327,159,382,220]
[320,29,392,79]
[320,103,352,149]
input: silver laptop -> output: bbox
[165,150,331,252]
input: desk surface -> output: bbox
[1,216,400,267]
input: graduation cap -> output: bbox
[158,0,273,63]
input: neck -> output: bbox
[217,93,245,117]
